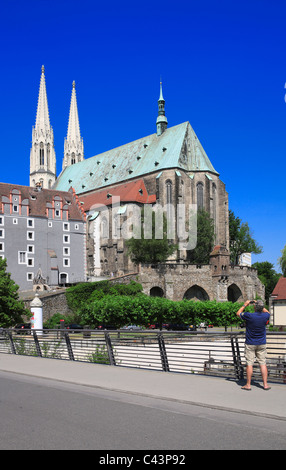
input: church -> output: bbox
[4,66,265,301]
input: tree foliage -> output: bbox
[187,208,215,264]
[126,210,177,264]
[0,258,30,327]
[229,210,263,264]
[252,261,281,302]
[278,245,286,277]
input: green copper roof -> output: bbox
[54,121,218,194]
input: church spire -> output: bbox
[35,65,51,132]
[63,81,84,170]
[156,81,168,136]
[30,66,57,189]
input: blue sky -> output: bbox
[1,0,285,272]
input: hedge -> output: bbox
[66,281,249,329]
[80,294,246,329]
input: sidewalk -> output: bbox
[0,353,285,420]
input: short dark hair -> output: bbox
[255,300,264,312]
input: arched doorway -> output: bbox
[183,285,209,301]
[59,272,68,286]
[227,284,243,302]
[150,286,164,297]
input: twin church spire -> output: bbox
[63,81,84,169]
[30,66,84,189]
[30,67,167,189]
[30,65,57,189]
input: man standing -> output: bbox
[236,300,271,391]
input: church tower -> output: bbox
[156,81,168,136]
[63,81,84,170]
[30,66,57,188]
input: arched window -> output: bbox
[47,143,50,167]
[197,182,204,210]
[212,183,217,238]
[165,180,172,204]
[39,142,44,166]
[71,152,76,165]
[165,180,173,232]
[101,216,109,239]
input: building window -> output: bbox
[40,142,44,166]
[27,219,34,228]
[63,234,70,244]
[48,221,53,228]
[197,182,204,210]
[101,217,109,239]
[165,180,172,204]
[63,222,70,231]
[63,258,70,267]
[13,205,18,213]
[27,245,34,254]
[27,258,34,267]
[13,218,18,224]
[63,247,70,256]
[27,231,34,240]
[0,229,4,238]
[0,242,4,251]
[74,224,79,230]
[55,210,60,217]
[0,217,3,225]
[27,273,34,281]
[18,251,27,264]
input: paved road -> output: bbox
[0,354,286,451]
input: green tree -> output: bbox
[252,261,281,302]
[187,208,215,264]
[278,245,286,277]
[229,210,262,264]
[126,209,177,264]
[0,258,30,327]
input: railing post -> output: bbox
[7,331,16,354]
[235,336,244,380]
[64,332,75,361]
[104,332,116,366]
[231,335,243,380]
[157,333,169,372]
[33,330,42,357]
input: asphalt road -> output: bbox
[0,370,285,451]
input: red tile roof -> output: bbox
[271,277,286,300]
[0,183,86,221]
[79,179,156,211]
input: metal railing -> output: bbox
[0,329,285,384]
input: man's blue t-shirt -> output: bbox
[240,311,270,345]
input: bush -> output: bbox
[80,295,246,330]
[66,280,143,313]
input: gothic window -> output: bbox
[39,142,44,166]
[101,216,109,239]
[47,143,50,167]
[166,180,172,204]
[197,182,204,210]
[212,183,217,236]
[71,153,76,165]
